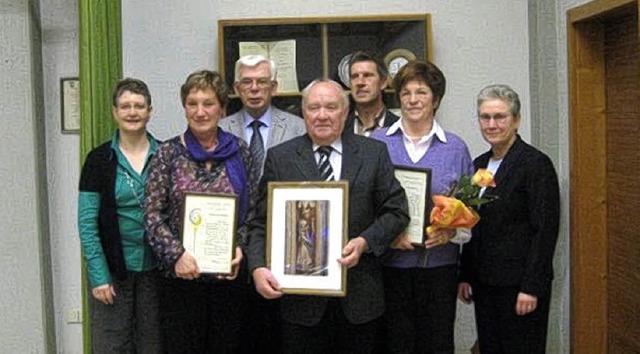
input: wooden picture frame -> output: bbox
[266,181,349,296]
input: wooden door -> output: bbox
[569,0,640,353]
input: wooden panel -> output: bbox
[568,17,609,354]
[569,0,635,23]
[604,11,640,353]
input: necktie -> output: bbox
[249,120,265,177]
[317,146,334,181]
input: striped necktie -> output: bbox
[317,146,334,181]
[249,120,265,178]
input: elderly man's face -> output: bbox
[234,62,277,118]
[303,82,348,146]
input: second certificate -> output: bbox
[394,167,432,245]
[181,192,238,275]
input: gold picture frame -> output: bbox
[180,192,238,275]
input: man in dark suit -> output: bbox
[219,54,306,176]
[345,51,399,136]
[248,79,409,353]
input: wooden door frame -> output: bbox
[568,0,639,352]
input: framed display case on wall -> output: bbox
[218,14,433,115]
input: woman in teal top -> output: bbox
[78,78,161,353]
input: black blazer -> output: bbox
[459,135,560,297]
[79,138,160,281]
[343,108,400,135]
[247,133,409,325]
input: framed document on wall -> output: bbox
[60,77,80,133]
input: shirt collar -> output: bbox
[243,106,272,128]
[354,108,386,133]
[312,137,343,155]
[386,117,448,143]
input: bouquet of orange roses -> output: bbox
[426,169,497,236]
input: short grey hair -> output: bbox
[301,78,349,110]
[477,84,521,117]
[234,55,277,82]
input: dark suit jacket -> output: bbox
[344,108,399,135]
[247,133,409,326]
[459,135,560,297]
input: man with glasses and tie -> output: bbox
[218,54,305,353]
[219,54,305,179]
[247,79,409,354]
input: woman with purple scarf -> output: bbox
[144,70,258,353]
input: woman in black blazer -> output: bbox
[458,84,560,354]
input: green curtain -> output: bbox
[79,0,122,352]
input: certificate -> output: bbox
[181,192,238,274]
[394,167,432,245]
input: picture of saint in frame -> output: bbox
[284,200,330,276]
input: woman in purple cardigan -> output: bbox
[371,60,474,354]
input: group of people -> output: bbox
[78,51,560,354]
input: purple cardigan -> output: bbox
[371,126,474,268]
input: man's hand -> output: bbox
[217,246,243,281]
[252,267,283,299]
[458,282,473,304]
[390,233,415,250]
[338,236,369,268]
[515,292,538,316]
[92,284,116,305]
[175,251,200,280]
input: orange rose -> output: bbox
[471,169,495,188]
[426,195,480,235]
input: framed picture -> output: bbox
[180,192,238,275]
[394,166,432,245]
[60,77,80,133]
[267,181,349,296]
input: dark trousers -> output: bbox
[282,299,381,354]
[158,277,253,354]
[382,265,458,354]
[473,283,550,354]
[247,287,282,353]
[91,270,162,354]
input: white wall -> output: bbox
[41,0,83,351]
[36,0,591,352]
[0,0,51,352]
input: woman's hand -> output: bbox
[92,284,116,305]
[175,251,200,280]
[424,229,455,249]
[458,282,473,304]
[390,233,415,250]
[217,246,243,281]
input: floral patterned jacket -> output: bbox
[144,134,258,278]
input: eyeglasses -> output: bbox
[237,78,273,90]
[478,113,510,123]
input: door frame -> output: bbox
[568,0,639,352]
